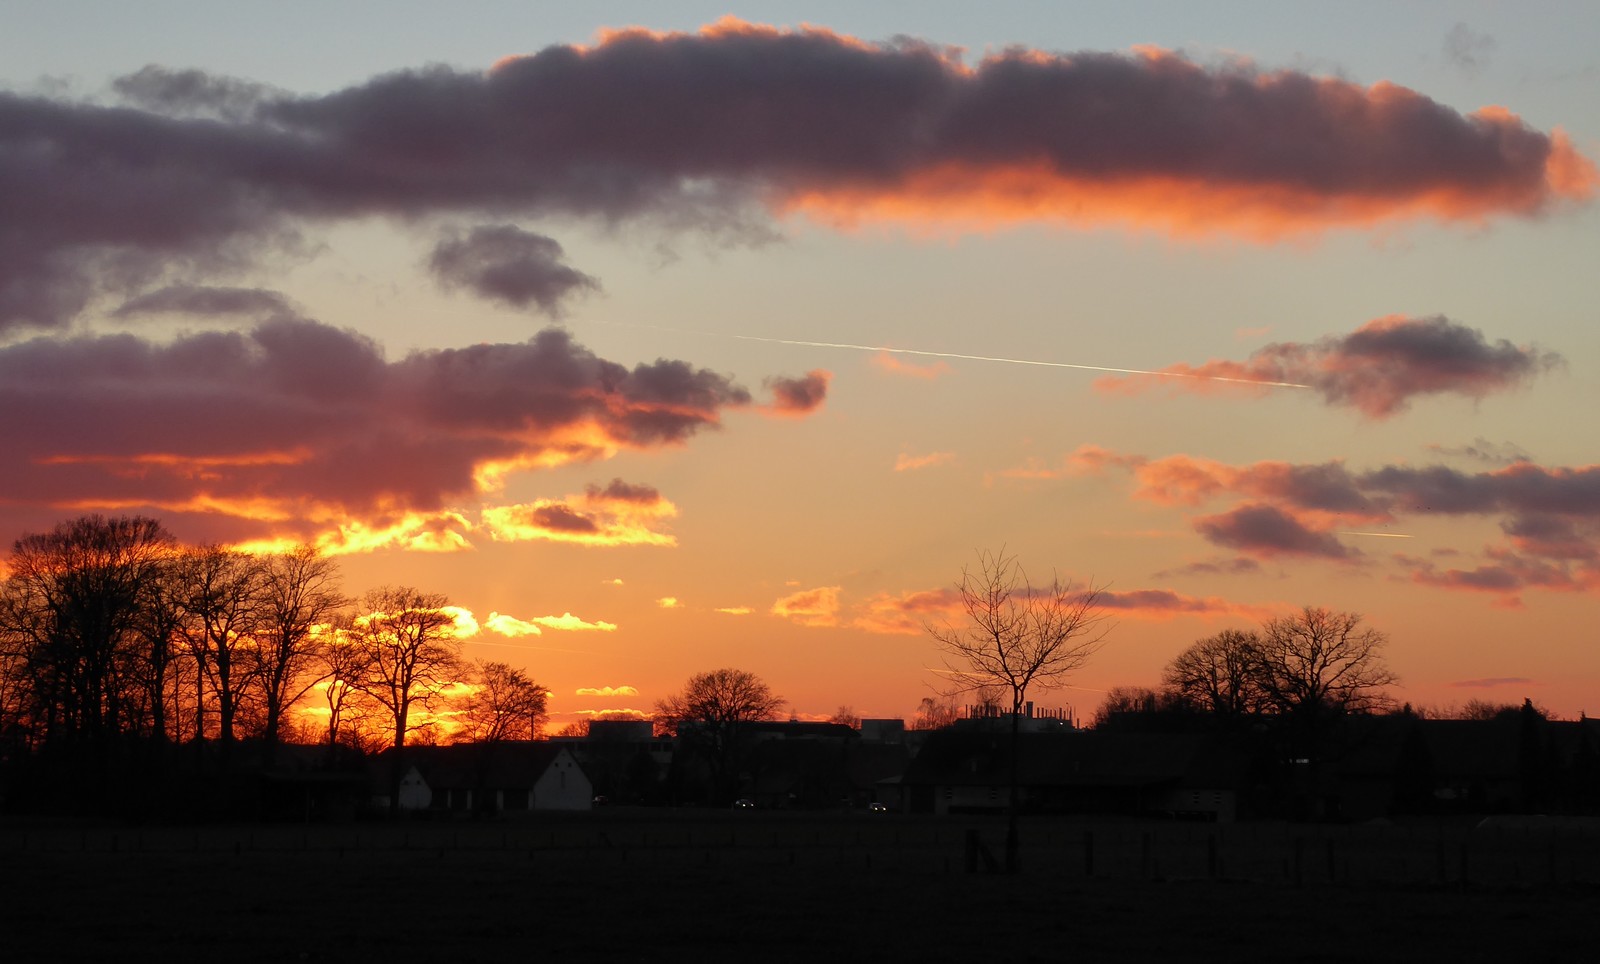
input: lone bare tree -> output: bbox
[655,668,783,803]
[926,548,1109,872]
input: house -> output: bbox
[899,729,1248,821]
[376,742,593,813]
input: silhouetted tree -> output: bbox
[1255,607,1397,784]
[926,548,1109,872]
[655,668,783,802]
[454,660,548,743]
[253,546,347,751]
[175,545,264,753]
[348,587,463,753]
[909,696,959,730]
[1,515,174,756]
[1162,629,1270,722]
[827,705,861,729]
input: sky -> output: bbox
[2,1,1597,728]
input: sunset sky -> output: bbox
[2,1,1597,728]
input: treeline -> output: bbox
[0,515,546,811]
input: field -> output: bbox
[3,811,1596,962]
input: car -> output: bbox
[867,802,889,813]
[732,798,756,809]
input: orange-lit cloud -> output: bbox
[895,451,956,472]
[481,479,679,547]
[0,316,769,548]
[715,607,752,615]
[871,351,951,379]
[1083,445,1600,600]
[1095,316,1561,417]
[853,583,1272,634]
[7,21,1588,337]
[764,370,831,417]
[852,588,962,634]
[485,611,619,636]
[576,685,639,698]
[771,586,841,626]
[570,707,650,719]
[656,596,681,609]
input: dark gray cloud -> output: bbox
[764,370,830,415]
[1194,503,1354,559]
[0,23,1589,333]
[1098,315,1562,417]
[527,504,600,534]
[586,479,663,504]
[1426,437,1532,466]
[429,225,599,315]
[112,284,297,320]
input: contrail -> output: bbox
[590,320,1312,388]
[728,333,1312,389]
[1337,531,1414,539]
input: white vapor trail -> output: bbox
[1336,531,1414,539]
[726,333,1312,389]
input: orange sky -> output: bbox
[2,7,1598,726]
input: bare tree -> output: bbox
[253,546,347,751]
[655,668,783,802]
[453,660,549,744]
[909,696,959,731]
[1,515,174,757]
[1256,606,1397,762]
[175,545,264,752]
[1162,629,1270,721]
[1257,607,1397,720]
[826,705,861,729]
[348,586,463,753]
[926,548,1109,872]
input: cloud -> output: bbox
[852,588,962,634]
[1092,589,1278,622]
[429,225,599,315]
[715,606,752,615]
[481,479,679,547]
[894,450,955,472]
[576,685,639,697]
[853,583,1268,633]
[763,370,831,416]
[570,707,649,719]
[0,21,1590,334]
[486,611,619,635]
[1443,24,1496,78]
[1085,444,1600,601]
[111,284,298,321]
[1194,503,1355,559]
[1426,438,1532,466]
[871,351,950,379]
[1095,316,1561,417]
[656,596,680,608]
[1153,557,1264,579]
[0,319,755,548]
[770,585,841,626]
[1449,677,1534,689]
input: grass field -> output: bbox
[3,812,1594,961]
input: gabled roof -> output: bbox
[381,742,580,790]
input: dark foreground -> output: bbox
[3,812,1594,962]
